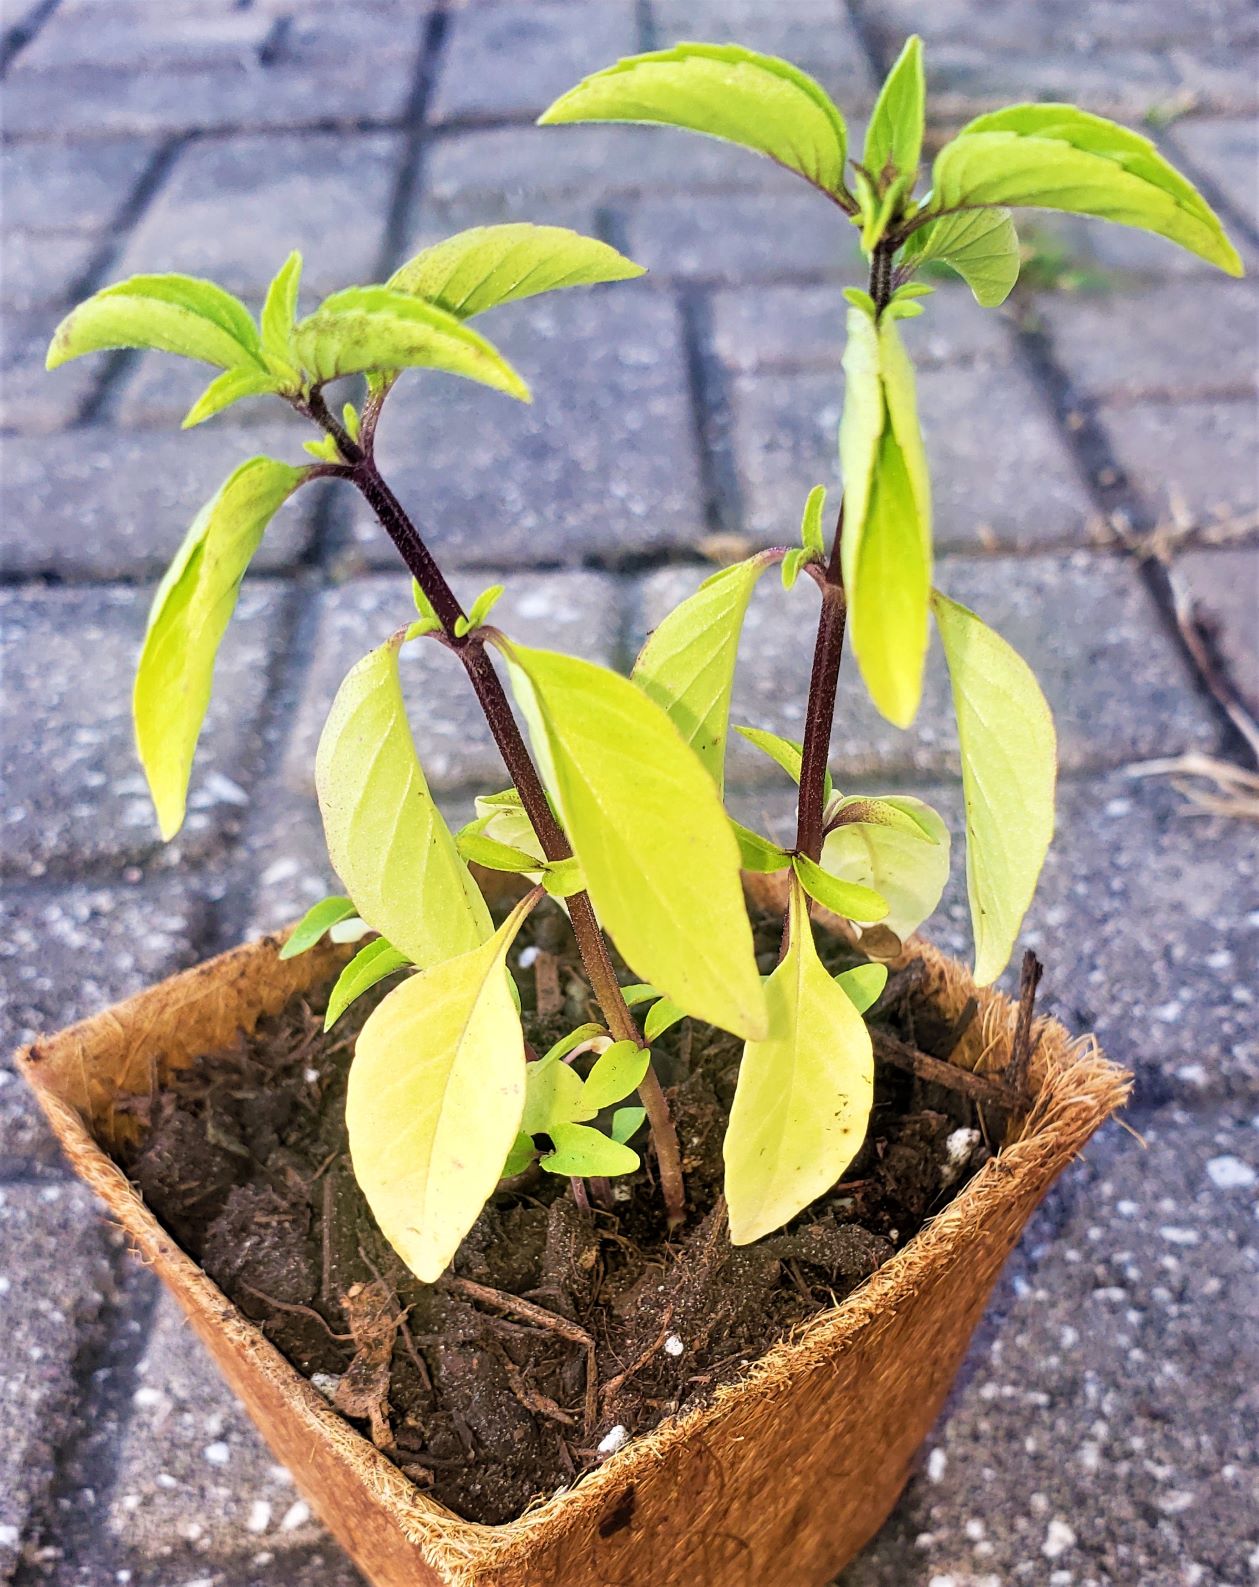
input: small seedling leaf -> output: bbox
[582,1040,651,1110]
[643,997,686,1043]
[47,273,264,372]
[541,1122,640,1178]
[734,725,834,801]
[835,962,889,1014]
[731,820,792,874]
[324,936,411,1030]
[823,795,951,943]
[182,365,282,428]
[792,854,889,923]
[260,251,302,370]
[902,207,1021,306]
[280,895,357,959]
[863,35,925,190]
[611,1106,647,1144]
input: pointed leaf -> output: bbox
[279,895,356,960]
[724,878,874,1243]
[540,43,850,200]
[522,1050,592,1137]
[134,457,303,839]
[325,937,411,1030]
[902,207,1021,307]
[864,35,925,187]
[503,642,768,1039]
[456,825,542,873]
[502,1132,537,1178]
[732,820,792,874]
[389,223,644,319]
[315,634,493,968]
[734,725,834,800]
[261,250,302,367]
[291,286,530,397]
[582,1040,651,1110]
[47,273,263,372]
[931,104,1241,275]
[453,582,504,639]
[800,482,827,557]
[182,364,283,428]
[838,303,883,549]
[541,1024,606,1064]
[611,1106,646,1144]
[792,853,888,924]
[643,997,686,1043]
[541,1121,640,1178]
[933,590,1056,984]
[822,795,951,942]
[347,895,535,1282]
[618,983,660,1009]
[632,553,774,791]
[835,962,888,1015]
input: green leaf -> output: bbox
[346,893,535,1282]
[182,365,282,429]
[902,207,1021,307]
[933,590,1056,984]
[611,1106,646,1144]
[503,642,768,1039]
[840,312,932,728]
[822,795,951,943]
[541,1024,607,1064]
[315,633,493,969]
[582,1040,651,1110]
[502,1132,537,1178]
[732,820,792,874]
[835,962,888,1015]
[864,35,925,188]
[291,285,530,397]
[325,936,411,1030]
[860,169,914,253]
[800,483,827,557]
[735,726,834,801]
[260,251,302,371]
[632,553,774,792]
[724,877,874,1244]
[46,273,264,372]
[522,1050,592,1137]
[541,856,584,898]
[134,457,303,840]
[474,789,546,864]
[453,583,504,639]
[792,853,888,924]
[643,997,686,1043]
[781,547,807,591]
[389,223,644,319]
[456,823,542,874]
[279,895,356,960]
[618,983,660,1009]
[930,104,1242,275]
[541,1122,640,1178]
[539,43,850,201]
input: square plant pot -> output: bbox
[18,901,1129,1587]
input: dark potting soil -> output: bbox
[119,903,1001,1526]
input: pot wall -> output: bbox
[18,918,1129,1587]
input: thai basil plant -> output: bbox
[47,36,1239,1286]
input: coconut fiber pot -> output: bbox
[19,905,1129,1587]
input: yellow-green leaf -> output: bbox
[260,250,302,369]
[821,794,950,942]
[931,104,1242,276]
[182,364,282,428]
[347,894,535,1283]
[792,853,888,924]
[933,590,1056,984]
[864,34,924,187]
[632,552,774,791]
[315,634,493,969]
[134,457,303,840]
[540,43,850,200]
[835,962,888,1014]
[279,894,356,960]
[840,311,932,728]
[324,936,410,1030]
[502,642,768,1039]
[291,285,530,397]
[902,207,1021,307]
[581,1040,650,1110]
[46,273,263,372]
[724,877,874,1244]
[389,223,644,318]
[541,1122,639,1177]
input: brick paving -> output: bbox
[1,3,1256,1584]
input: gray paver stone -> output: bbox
[1171,546,1259,716]
[1100,398,1258,528]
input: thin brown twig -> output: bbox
[600,1306,675,1411]
[1006,950,1044,1097]
[873,1030,1030,1111]
[444,1276,598,1433]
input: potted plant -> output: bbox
[21,36,1239,1587]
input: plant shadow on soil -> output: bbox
[118,899,997,1525]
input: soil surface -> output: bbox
[119,902,1005,1525]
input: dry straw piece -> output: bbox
[19,890,1129,1587]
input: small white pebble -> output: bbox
[0,1525,20,1550]
[517,946,540,969]
[926,1447,947,1483]
[663,1333,684,1358]
[281,1500,311,1531]
[597,1424,630,1456]
[1206,1155,1256,1191]
[310,1372,341,1401]
[946,1127,981,1166]
[1159,1226,1199,1246]
[1043,1517,1076,1558]
[246,1500,271,1533]
[133,1386,163,1409]
[202,1441,230,1466]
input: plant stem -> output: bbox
[302,391,686,1226]
[794,506,846,863]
